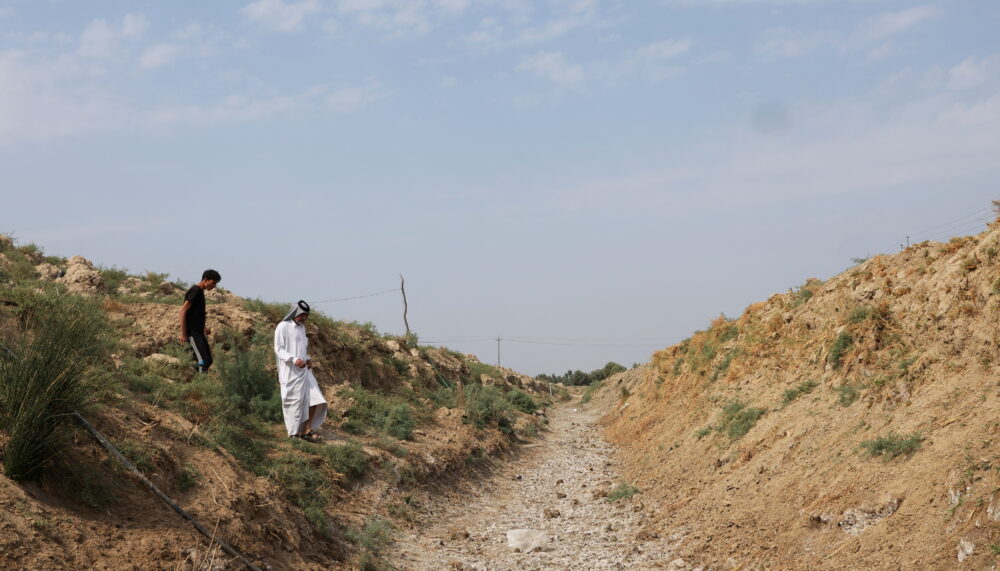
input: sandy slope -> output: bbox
[388,402,687,570]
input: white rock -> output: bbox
[958,538,974,562]
[506,529,549,553]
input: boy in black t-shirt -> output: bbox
[179,269,222,372]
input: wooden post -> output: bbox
[400,274,410,338]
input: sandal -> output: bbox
[299,432,322,443]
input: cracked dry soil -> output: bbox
[389,404,683,570]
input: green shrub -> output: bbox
[507,389,537,414]
[384,404,415,440]
[113,438,156,473]
[607,483,641,502]
[242,298,290,323]
[347,516,395,571]
[581,380,603,404]
[828,332,853,370]
[270,453,332,533]
[709,349,741,382]
[860,432,923,460]
[178,463,201,491]
[211,424,270,476]
[783,380,818,405]
[215,335,281,422]
[849,306,873,323]
[340,388,418,440]
[291,438,369,481]
[0,289,115,480]
[833,383,860,407]
[99,266,131,295]
[463,384,514,432]
[467,361,504,381]
[718,400,766,440]
[695,427,712,439]
[792,287,814,307]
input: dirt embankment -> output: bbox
[0,252,552,570]
[597,222,1000,569]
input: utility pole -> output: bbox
[496,336,501,367]
[400,274,410,338]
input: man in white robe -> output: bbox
[274,300,328,440]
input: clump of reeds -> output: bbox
[0,288,114,480]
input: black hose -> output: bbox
[71,413,263,571]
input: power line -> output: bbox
[311,288,398,304]
[906,205,993,238]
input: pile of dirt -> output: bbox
[594,217,1000,568]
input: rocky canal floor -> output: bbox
[388,404,688,570]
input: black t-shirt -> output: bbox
[183,285,206,333]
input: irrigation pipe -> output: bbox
[70,413,263,571]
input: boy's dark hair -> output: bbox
[202,269,222,282]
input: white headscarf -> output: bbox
[282,300,311,321]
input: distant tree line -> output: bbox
[536,362,627,386]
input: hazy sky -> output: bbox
[2,1,999,375]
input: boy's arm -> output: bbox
[178,300,191,343]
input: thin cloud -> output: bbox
[242,0,320,32]
[948,56,1000,92]
[139,44,181,69]
[78,14,148,58]
[516,51,585,85]
[856,5,938,43]
[636,39,692,60]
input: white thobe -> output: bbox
[274,320,328,436]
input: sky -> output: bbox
[2,0,999,376]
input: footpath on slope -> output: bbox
[389,402,690,570]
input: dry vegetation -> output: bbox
[595,214,1000,568]
[0,235,555,570]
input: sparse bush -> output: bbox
[833,383,859,407]
[216,335,281,422]
[581,380,603,404]
[860,432,923,460]
[242,298,290,322]
[347,516,395,571]
[178,463,201,491]
[0,289,115,480]
[507,388,538,414]
[270,453,333,534]
[792,287,814,307]
[384,404,415,440]
[99,266,130,294]
[783,380,818,404]
[717,400,766,440]
[292,438,369,481]
[607,483,641,502]
[211,424,270,476]
[849,306,873,323]
[340,388,419,440]
[828,332,853,370]
[695,427,712,439]
[709,349,740,382]
[463,384,514,432]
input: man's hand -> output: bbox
[295,358,306,368]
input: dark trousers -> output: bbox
[187,332,213,372]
